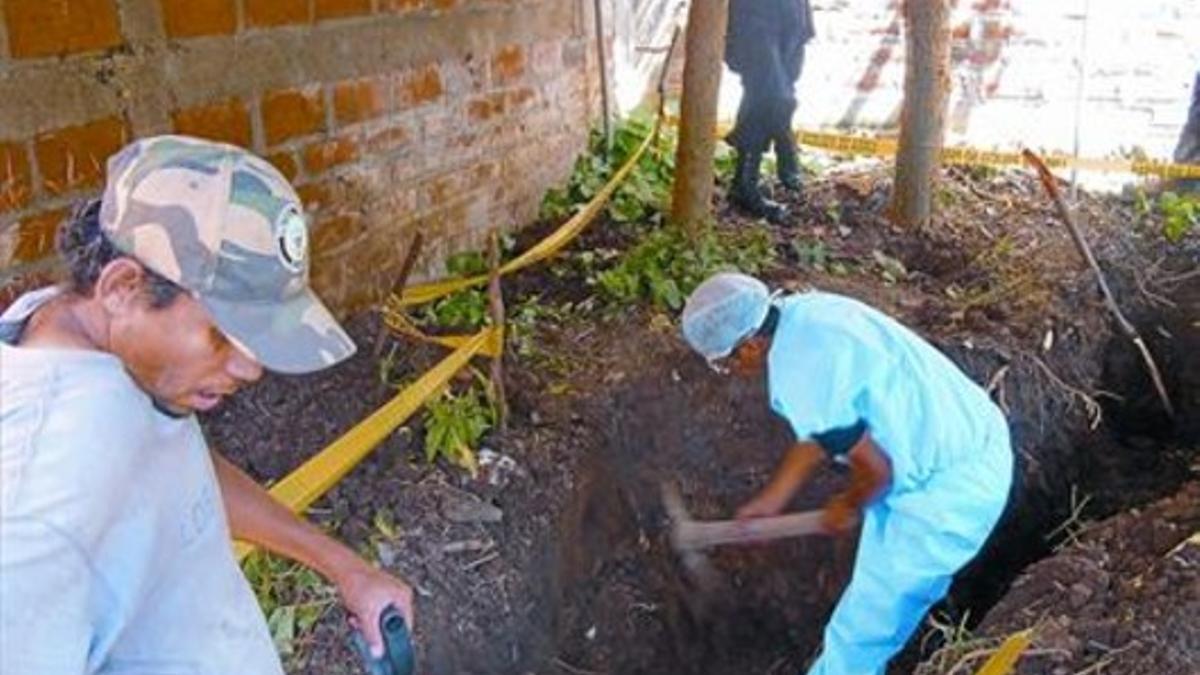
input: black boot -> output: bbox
[776,137,804,192]
[731,151,788,224]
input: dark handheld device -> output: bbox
[350,605,415,675]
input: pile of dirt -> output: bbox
[202,163,1200,673]
[920,481,1200,674]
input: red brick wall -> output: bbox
[0,0,597,314]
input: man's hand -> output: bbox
[819,495,858,535]
[337,562,416,658]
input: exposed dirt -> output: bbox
[924,481,1200,674]
[203,164,1200,673]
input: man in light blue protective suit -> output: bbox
[680,273,1013,674]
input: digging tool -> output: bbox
[349,605,415,675]
[662,484,847,588]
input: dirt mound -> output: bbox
[921,481,1200,674]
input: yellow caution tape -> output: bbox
[389,119,660,309]
[234,327,497,560]
[379,308,503,358]
[234,120,660,559]
[669,115,1200,179]
[974,629,1034,675]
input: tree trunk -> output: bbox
[890,0,952,228]
[670,0,729,237]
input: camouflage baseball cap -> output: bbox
[99,135,356,374]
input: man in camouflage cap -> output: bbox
[1,136,413,673]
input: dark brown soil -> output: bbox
[924,481,1200,674]
[201,164,1200,674]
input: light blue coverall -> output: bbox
[766,292,1013,675]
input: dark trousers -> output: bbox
[727,40,805,156]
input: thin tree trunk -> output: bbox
[670,0,729,237]
[891,0,952,227]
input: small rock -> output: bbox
[376,541,398,567]
[442,491,504,524]
[478,449,525,490]
[1068,582,1094,609]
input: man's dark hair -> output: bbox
[57,199,183,309]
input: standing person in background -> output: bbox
[725,0,816,224]
[1172,69,1200,192]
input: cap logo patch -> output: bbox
[276,207,308,272]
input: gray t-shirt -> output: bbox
[0,288,283,674]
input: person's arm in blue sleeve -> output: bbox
[737,325,873,518]
[1,517,96,674]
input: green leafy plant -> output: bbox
[539,113,680,227]
[792,238,829,271]
[1158,191,1199,243]
[597,225,776,310]
[241,552,336,660]
[419,251,491,330]
[420,289,488,330]
[423,382,495,475]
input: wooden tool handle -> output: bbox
[676,510,838,549]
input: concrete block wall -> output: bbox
[0,0,601,314]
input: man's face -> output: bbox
[108,272,264,415]
[712,336,768,377]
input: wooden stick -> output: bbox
[373,232,425,358]
[486,231,508,430]
[675,510,834,550]
[653,25,682,149]
[1021,149,1175,418]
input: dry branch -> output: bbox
[1021,149,1175,419]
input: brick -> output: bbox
[312,214,365,254]
[397,65,445,109]
[0,268,57,311]
[302,137,360,175]
[364,126,412,154]
[428,0,457,10]
[334,77,388,127]
[159,0,237,38]
[35,117,127,196]
[172,98,252,148]
[315,0,372,21]
[245,0,309,28]
[0,143,33,213]
[508,87,536,108]
[262,87,326,146]
[6,0,123,58]
[492,45,526,85]
[381,0,424,13]
[296,182,332,212]
[10,209,67,264]
[466,93,506,122]
[265,152,300,181]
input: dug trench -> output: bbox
[204,170,1200,673]
[535,287,1200,675]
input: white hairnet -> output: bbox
[681,272,773,362]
